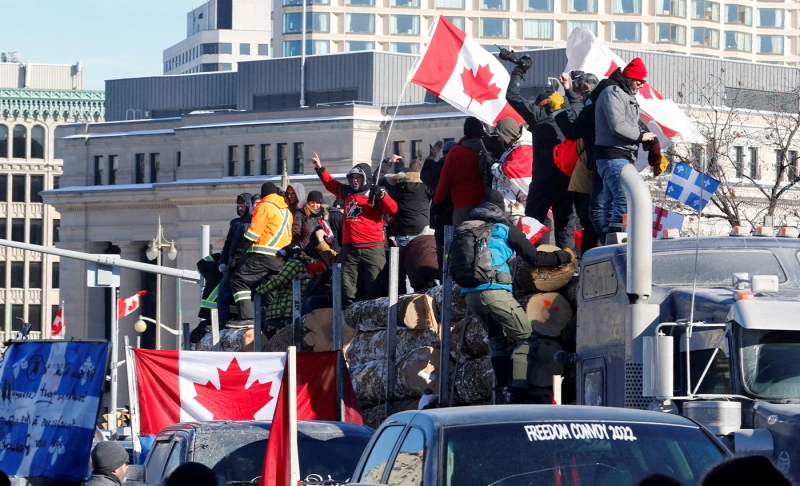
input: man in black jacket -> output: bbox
[217,193,252,324]
[501,50,575,251]
[420,140,455,268]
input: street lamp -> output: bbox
[134,316,182,336]
[146,216,178,350]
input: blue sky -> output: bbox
[2,0,198,90]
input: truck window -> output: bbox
[741,329,800,399]
[359,425,405,483]
[582,260,618,299]
[163,436,187,479]
[145,439,171,483]
[387,428,425,486]
[652,250,786,286]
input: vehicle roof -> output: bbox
[585,236,800,260]
[156,419,373,437]
[391,405,703,428]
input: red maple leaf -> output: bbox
[193,357,275,420]
[461,64,502,109]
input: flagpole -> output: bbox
[124,337,142,464]
[288,346,300,485]
[60,300,64,339]
[109,287,120,440]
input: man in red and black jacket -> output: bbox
[434,117,487,227]
[312,152,398,307]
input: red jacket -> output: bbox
[317,167,398,248]
[434,137,484,208]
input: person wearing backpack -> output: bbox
[453,189,575,403]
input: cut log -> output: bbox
[264,325,292,353]
[359,399,419,429]
[344,294,437,333]
[454,355,493,405]
[196,328,267,352]
[530,338,564,388]
[512,244,575,295]
[396,347,440,398]
[301,307,355,352]
[521,293,573,338]
[450,314,489,361]
[426,284,468,322]
[346,328,440,369]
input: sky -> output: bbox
[1,0,199,90]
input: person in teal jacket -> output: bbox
[461,190,574,403]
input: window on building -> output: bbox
[258,44,270,56]
[11,175,24,202]
[346,41,375,51]
[284,41,302,57]
[758,35,784,54]
[30,126,44,159]
[410,140,423,161]
[0,219,6,240]
[228,146,239,176]
[569,20,598,35]
[0,262,5,287]
[527,0,553,11]
[391,15,420,34]
[570,0,597,12]
[346,13,376,33]
[657,23,686,43]
[107,155,117,185]
[757,8,783,27]
[135,154,145,183]
[393,0,420,6]
[613,0,641,14]
[220,43,232,54]
[613,22,641,41]
[0,175,6,202]
[692,27,719,47]
[312,41,330,54]
[149,153,159,183]
[12,126,25,159]
[658,0,685,16]
[725,31,752,51]
[53,175,59,190]
[29,219,42,246]
[735,146,744,177]
[393,141,406,159]
[692,1,720,21]
[52,219,60,244]
[261,144,272,175]
[776,149,785,179]
[0,126,7,159]
[202,43,220,55]
[524,19,554,39]
[278,144,288,174]
[749,147,759,179]
[347,0,375,5]
[240,43,251,55]
[391,42,421,54]
[293,143,304,174]
[30,176,43,204]
[10,262,23,288]
[176,152,181,168]
[28,262,42,289]
[446,16,465,28]
[438,0,465,8]
[481,18,509,37]
[725,4,752,24]
[51,262,59,289]
[245,145,255,176]
[790,151,799,181]
[94,156,104,186]
[28,305,41,333]
[284,12,303,32]
[481,0,509,9]
[312,12,330,31]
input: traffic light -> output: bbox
[100,409,131,429]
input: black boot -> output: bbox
[490,357,511,404]
[227,300,254,329]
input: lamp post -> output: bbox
[134,316,182,337]
[145,216,178,350]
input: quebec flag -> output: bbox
[666,162,720,212]
[0,341,109,481]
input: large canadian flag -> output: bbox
[409,15,522,126]
[132,350,286,435]
[118,290,147,320]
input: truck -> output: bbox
[574,164,800,477]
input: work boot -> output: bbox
[226,319,254,329]
[490,357,511,404]
[227,300,255,328]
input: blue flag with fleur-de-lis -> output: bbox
[666,162,720,212]
[0,341,109,481]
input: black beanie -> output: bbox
[91,442,128,473]
[261,182,279,197]
[307,191,324,204]
[483,189,505,209]
[464,117,485,138]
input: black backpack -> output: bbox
[449,220,501,288]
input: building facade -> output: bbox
[163,0,272,75]
[0,59,105,337]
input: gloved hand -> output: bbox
[498,48,517,63]
[370,184,386,201]
[652,155,669,177]
[547,92,565,111]
[646,140,662,166]
[511,55,532,77]
[218,263,227,273]
[562,248,577,263]
[429,140,444,159]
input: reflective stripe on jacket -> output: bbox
[244,193,293,255]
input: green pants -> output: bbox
[340,245,386,307]
[465,289,538,390]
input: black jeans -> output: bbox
[525,171,575,250]
[230,254,282,319]
[571,191,599,254]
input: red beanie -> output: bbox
[622,57,647,81]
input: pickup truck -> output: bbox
[136,420,373,485]
[348,405,730,486]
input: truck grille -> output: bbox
[625,363,649,409]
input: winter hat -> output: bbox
[622,57,647,81]
[535,89,554,105]
[464,117,486,138]
[483,189,505,209]
[495,118,521,145]
[306,191,324,204]
[331,198,344,209]
[236,193,249,205]
[91,441,128,472]
[261,182,279,197]
[442,141,458,154]
[277,244,302,261]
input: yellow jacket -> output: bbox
[244,193,293,255]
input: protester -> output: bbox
[502,50,575,250]
[228,182,293,328]
[192,252,223,343]
[402,233,440,291]
[490,118,533,225]
[327,198,344,251]
[551,72,602,252]
[459,189,574,403]
[87,442,129,485]
[420,140,455,268]
[217,193,253,324]
[164,462,220,486]
[594,58,658,235]
[255,244,310,338]
[285,184,306,218]
[702,456,790,486]
[292,190,332,260]
[313,152,398,307]
[434,117,487,227]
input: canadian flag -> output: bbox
[118,290,146,320]
[653,205,685,238]
[409,15,522,126]
[51,306,64,339]
[517,216,550,245]
[132,349,287,435]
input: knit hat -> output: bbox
[494,118,521,145]
[306,191,324,204]
[464,117,486,138]
[622,57,647,81]
[331,198,344,209]
[483,189,505,209]
[535,89,554,105]
[442,141,458,154]
[261,182,279,197]
[91,441,128,473]
[277,244,302,261]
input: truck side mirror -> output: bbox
[643,334,674,399]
